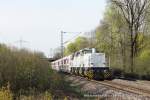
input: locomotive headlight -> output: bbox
[104,70,107,72]
[91,63,94,67]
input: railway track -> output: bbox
[91,80,150,97]
[72,75,150,98]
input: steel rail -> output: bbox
[91,80,150,97]
[71,75,150,97]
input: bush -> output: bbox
[0,44,60,94]
[17,91,53,100]
[0,44,81,99]
[0,84,13,100]
[112,68,123,78]
[141,74,150,80]
[135,49,150,79]
[123,72,139,80]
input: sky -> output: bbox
[0,0,107,57]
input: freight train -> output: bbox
[51,48,112,80]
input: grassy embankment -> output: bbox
[0,44,82,100]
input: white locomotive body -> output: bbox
[71,48,106,67]
[51,48,112,80]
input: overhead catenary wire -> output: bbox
[63,32,83,45]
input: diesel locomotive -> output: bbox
[51,48,112,80]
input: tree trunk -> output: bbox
[130,26,134,73]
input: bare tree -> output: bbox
[111,0,150,72]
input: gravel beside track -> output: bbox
[112,79,150,91]
[100,80,150,97]
[65,75,150,100]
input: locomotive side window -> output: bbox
[64,59,67,64]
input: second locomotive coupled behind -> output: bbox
[51,48,112,80]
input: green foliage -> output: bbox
[0,44,82,98]
[65,37,89,55]
[43,91,52,100]
[95,2,150,78]
[17,91,53,100]
[0,45,54,92]
[0,44,52,93]
[135,49,150,75]
[65,43,77,55]
[140,50,150,60]
[0,85,13,100]
[74,37,89,51]
[96,5,130,70]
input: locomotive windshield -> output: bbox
[82,49,92,54]
[73,48,93,57]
